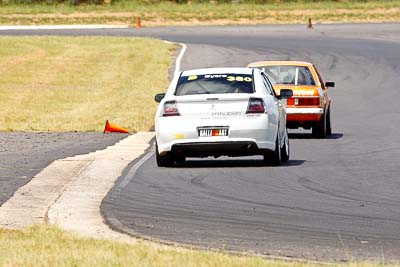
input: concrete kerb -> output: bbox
[47,132,154,243]
[0,132,154,239]
[0,159,92,229]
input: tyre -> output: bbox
[156,143,174,167]
[281,129,290,162]
[263,133,281,166]
[326,107,332,136]
[312,111,327,138]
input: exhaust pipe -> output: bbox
[246,144,256,151]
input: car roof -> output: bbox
[247,61,313,67]
[181,67,254,76]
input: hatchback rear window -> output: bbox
[175,74,254,96]
[257,66,316,86]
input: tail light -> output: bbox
[162,101,180,117]
[288,97,320,106]
[292,90,319,97]
[300,98,320,106]
[246,97,265,114]
[289,89,321,106]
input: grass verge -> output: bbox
[0,1,399,25]
[0,224,389,266]
[0,36,175,132]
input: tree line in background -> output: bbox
[0,0,375,5]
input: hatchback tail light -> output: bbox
[162,101,180,117]
[246,97,265,114]
[299,97,320,106]
[288,97,320,106]
[292,90,319,97]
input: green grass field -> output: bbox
[0,36,175,132]
[0,225,391,267]
[0,0,399,25]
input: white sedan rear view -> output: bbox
[154,68,292,167]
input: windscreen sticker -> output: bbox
[185,74,252,82]
[227,76,252,82]
[204,74,227,79]
[187,75,198,81]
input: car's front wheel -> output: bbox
[156,143,174,167]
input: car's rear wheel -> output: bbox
[281,129,290,162]
[326,107,332,136]
[263,133,281,166]
[312,111,327,138]
[156,143,174,167]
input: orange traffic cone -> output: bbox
[136,18,141,28]
[104,120,129,133]
[307,18,313,29]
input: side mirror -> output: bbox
[278,89,293,99]
[154,93,166,103]
[325,82,335,88]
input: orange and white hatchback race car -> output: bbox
[247,61,335,138]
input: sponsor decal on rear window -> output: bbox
[226,76,252,82]
[204,74,227,79]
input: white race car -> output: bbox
[154,68,293,167]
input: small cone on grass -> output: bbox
[307,18,313,29]
[104,120,129,133]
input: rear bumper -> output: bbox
[155,114,277,155]
[171,141,266,158]
[158,137,274,156]
[286,107,324,115]
[286,107,323,122]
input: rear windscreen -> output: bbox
[175,74,254,96]
[258,66,316,86]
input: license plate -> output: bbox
[198,127,229,137]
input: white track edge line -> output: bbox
[163,40,187,79]
[174,43,187,78]
[118,151,154,188]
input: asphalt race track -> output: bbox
[2,24,400,261]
